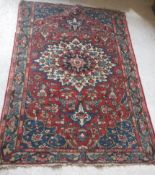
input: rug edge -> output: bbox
[0,162,155,170]
[123,15,155,147]
[23,0,125,14]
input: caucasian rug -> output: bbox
[0,1,155,167]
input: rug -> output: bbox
[0,1,155,167]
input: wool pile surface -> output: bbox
[0,1,155,167]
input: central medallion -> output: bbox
[35,38,115,92]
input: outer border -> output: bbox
[123,15,155,146]
[0,0,22,152]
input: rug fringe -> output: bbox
[0,162,155,170]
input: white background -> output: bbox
[0,0,155,174]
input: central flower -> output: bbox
[68,56,86,72]
[61,51,94,74]
[35,38,115,92]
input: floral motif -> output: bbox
[70,103,92,127]
[21,119,66,148]
[67,18,82,31]
[35,38,115,92]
